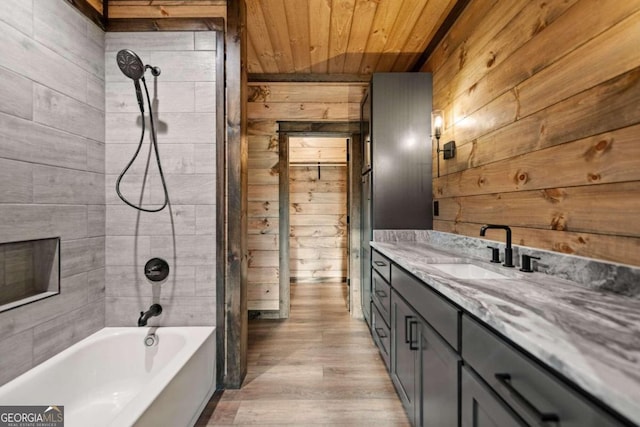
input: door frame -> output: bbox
[278,122,361,319]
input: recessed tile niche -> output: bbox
[0,237,60,312]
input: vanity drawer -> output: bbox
[372,250,391,282]
[462,315,625,427]
[371,301,391,371]
[392,265,459,351]
[372,270,391,326]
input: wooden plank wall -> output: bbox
[247,82,366,311]
[289,138,348,283]
[422,0,640,266]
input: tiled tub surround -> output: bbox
[0,1,105,385]
[104,32,217,327]
[370,232,640,424]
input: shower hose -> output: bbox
[115,77,169,212]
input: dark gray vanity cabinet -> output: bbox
[391,290,420,424]
[390,265,460,427]
[461,365,526,427]
[371,251,393,370]
[368,249,632,427]
[420,319,459,427]
[462,316,626,427]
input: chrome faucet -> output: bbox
[138,304,163,327]
[480,224,514,268]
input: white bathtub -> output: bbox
[0,327,216,427]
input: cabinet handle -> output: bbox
[375,290,387,298]
[404,316,413,343]
[374,260,387,267]
[408,320,419,351]
[494,373,559,424]
[375,327,387,339]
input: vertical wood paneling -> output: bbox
[427,0,640,266]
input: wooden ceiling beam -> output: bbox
[107,17,224,31]
[410,0,472,72]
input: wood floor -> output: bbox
[196,282,410,426]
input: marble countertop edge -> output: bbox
[370,240,640,425]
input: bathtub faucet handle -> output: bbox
[138,303,163,327]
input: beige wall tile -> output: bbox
[0,330,33,386]
[195,82,216,113]
[33,300,104,365]
[34,84,105,142]
[87,205,106,237]
[106,205,196,236]
[0,113,87,170]
[105,235,151,266]
[0,205,87,242]
[105,265,196,297]
[0,0,33,36]
[33,166,103,205]
[152,174,216,205]
[0,67,32,119]
[150,235,215,266]
[106,112,215,143]
[0,158,33,203]
[105,143,195,175]
[60,237,105,278]
[105,296,215,327]
[0,21,86,101]
[195,32,217,51]
[33,0,104,78]
[196,205,216,235]
[107,82,196,113]
[194,144,216,174]
[105,32,195,53]
[0,272,89,341]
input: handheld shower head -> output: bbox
[116,49,145,81]
[116,49,161,113]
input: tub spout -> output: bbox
[138,304,163,327]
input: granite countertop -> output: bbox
[371,241,640,424]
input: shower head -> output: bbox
[116,49,161,80]
[116,49,161,113]
[116,49,145,81]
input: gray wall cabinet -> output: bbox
[360,73,433,328]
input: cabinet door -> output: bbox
[391,291,419,424]
[420,321,459,427]
[461,366,526,427]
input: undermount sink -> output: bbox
[430,263,509,280]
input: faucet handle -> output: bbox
[520,254,541,273]
[487,246,500,263]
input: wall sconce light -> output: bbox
[431,110,456,177]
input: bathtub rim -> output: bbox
[0,326,217,427]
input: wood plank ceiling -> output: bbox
[247,0,458,78]
[87,1,459,78]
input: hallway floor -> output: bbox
[196,282,410,426]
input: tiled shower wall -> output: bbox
[0,0,106,384]
[104,32,217,326]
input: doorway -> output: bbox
[277,122,362,319]
[289,136,349,305]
